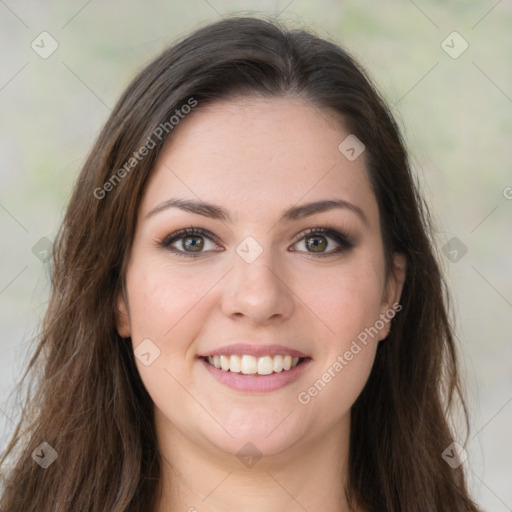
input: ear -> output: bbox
[115,286,131,338]
[378,252,407,341]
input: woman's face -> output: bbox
[116,96,405,462]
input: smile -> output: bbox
[200,355,311,393]
[205,354,303,375]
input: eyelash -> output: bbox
[159,226,355,259]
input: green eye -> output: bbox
[160,226,354,258]
[305,234,328,252]
[161,228,219,257]
[180,235,205,252]
[292,228,354,258]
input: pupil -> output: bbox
[307,235,326,252]
[184,236,203,251]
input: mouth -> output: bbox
[199,354,312,393]
[199,354,310,376]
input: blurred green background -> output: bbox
[1,1,511,509]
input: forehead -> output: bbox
[140,95,378,227]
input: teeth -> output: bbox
[206,354,302,374]
[229,355,241,373]
[273,355,283,373]
[241,355,256,374]
[220,355,230,371]
[257,356,273,375]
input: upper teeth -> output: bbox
[207,355,300,375]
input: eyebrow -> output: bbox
[145,197,369,226]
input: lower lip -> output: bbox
[199,357,311,393]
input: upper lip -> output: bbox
[199,343,309,359]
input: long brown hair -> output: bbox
[1,15,481,512]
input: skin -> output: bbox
[116,95,406,512]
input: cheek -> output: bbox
[292,258,384,417]
[126,258,219,344]
[295,255,385,346]
[125,256,229,407]
[126,259,216,417]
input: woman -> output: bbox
[0,16,482,512]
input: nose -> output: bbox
[220,247,295,325]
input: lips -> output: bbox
[200,356,312,392]
[198,343,309,359]
[197,342,311,392]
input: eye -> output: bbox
[291,227,354,258]
[160,226,355,258]
[160,227,221,257]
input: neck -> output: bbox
[154,411,358,512]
